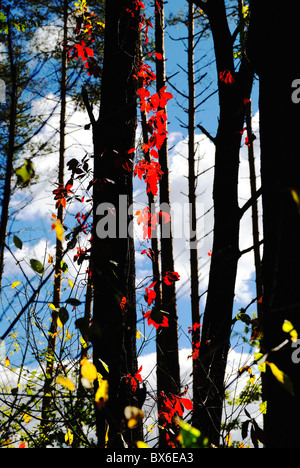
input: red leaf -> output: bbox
[163,271,180,285]
[219,70,235,85]
[144,310,169,329]
[180,397,193,411]
[141,248,155,260]
[135,365,143,383]
[85,46,94,57]
[144,287,156,306]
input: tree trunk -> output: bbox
[41,0,68,438]
[248,0,300,448]
[0,7,17,294]
[155,0,181,447]
[191,0,253,445]
[91,0,140,448]
[187,2,202,431]
[245,100,263,320]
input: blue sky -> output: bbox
[0,0,261,374]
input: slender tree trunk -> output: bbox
[187,2,202,430]
[0,7,17,294]
[191,0,253,445]
[41,0,68,436]
[155,0,180,447]
[245,100,263,319]
[91,0,140,448]
[248,0,300,448]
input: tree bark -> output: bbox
[190,0,253,445]
[91,0,140,448]
[155,0,181,447]
[248,0,300,448]
[187,2,202,431]
[41,0,68,433]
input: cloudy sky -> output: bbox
[0,5,263,447]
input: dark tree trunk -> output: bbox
[41,0,68,433]
[187,2,202,430]
[191,0,253,445]
[91,0,140,448]
[248,0,300,448]
[155,0,181,447]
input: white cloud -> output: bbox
[165,113,262,307]
[11,94,93,222]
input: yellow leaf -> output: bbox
[22,413,31,424]
[67,278,74,289]
[267,362,294,395]
[56,375,75,391]
[81,358,97,382]
[52,219,64,242]
[242,4,249,18]
[136,441,149,448]
[105,425,109,448]
[57,317,63,329]
[4,356,10,367]
[136,330,145,339]
[225,433,232,447]
[65,429,73,446]
[291,188,300,205]
[48,303,56,311]
[282,320,294,333]
[11,281,21,289]
[259,401,267,415]
[268,362,284,383]
[95,379,109,409]
[282,320,298,342]
[80,336,88,349]
[65,329,72,341]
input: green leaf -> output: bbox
[15,159,35,186]
[13,235,22,250]
[259,401,267,415]
[58,307,69,326]
[178,421,209,448]
[30,259,44,274]
[235,312,252,325]
[60,260,68,273]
